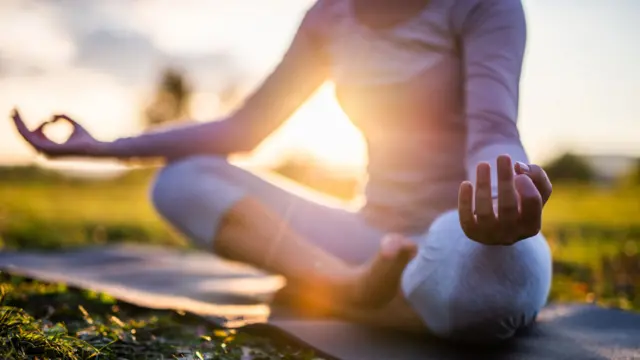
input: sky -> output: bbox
[0,0,639,174]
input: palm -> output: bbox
[458,155,553,246]
[11,109,99,158]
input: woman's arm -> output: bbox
[12,5,330,161]
[107,9,329,160]
[456,0,553,245]
[461,0,528,197]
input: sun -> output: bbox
[247,84,368,175]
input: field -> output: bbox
[0,165,639,359]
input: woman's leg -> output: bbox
[401,210,552,342]
[151,155,383,264]
[150,155,414,307]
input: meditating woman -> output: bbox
[11,0,552,342]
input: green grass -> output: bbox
[541,184,640,310]
[544,184,640,226]
[0,167,327,359]
[0,167,183,250]
[0,274,320,360]
[0,166,639,358]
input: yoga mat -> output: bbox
[1,244,639,360]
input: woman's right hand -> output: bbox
[11,108,107,158]
[458,155,553,246]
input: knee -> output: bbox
[149,155,246,249]
[402,210,551,343]
[150,155,227,216]
[441,292,541,343]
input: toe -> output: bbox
[353,234,417,307]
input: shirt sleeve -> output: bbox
[461,0,528,197]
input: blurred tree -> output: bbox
[144,68,192,128]
[619,157,640,187]
[543,152,595,183]
[630,158,640,185]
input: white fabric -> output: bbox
[403,210,552,341]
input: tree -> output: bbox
[621,157,640,186]
[144,68,192,128]
[543,153,595,183]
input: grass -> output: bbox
[0,167,181,251]
[0,273,319,360]
[0,165,639,358]
[0,166,327,359]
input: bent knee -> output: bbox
[402,209,551,342]
[405,279,541,342]
[443,296,540,343]
[151,156,228,214]
[150,155,245,248]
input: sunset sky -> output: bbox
[1,0,639,174]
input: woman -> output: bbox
[11,0,553,342]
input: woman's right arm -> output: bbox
[102,5,330,160]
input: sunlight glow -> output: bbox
[3,0,640,174]
[2,73,367,175]
[250,84,368,174]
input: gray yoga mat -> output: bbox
[1,244,638,360]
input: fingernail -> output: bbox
[516,162,530,173]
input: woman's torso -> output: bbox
[311,0,468,234]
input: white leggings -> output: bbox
[151,156,552,342]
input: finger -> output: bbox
[514,174,543,239]
[13,110,59,154]
[11,109,46,150]
[474,162,497,228]
[32,123,61,155]
[497,155,519,228]
[516,162,552,205]
[51,114,74,123]
[458,181,478,237]
[11,108,31,136]
[52,114,90,138]
[51,114,84,130]
[33,121,52,137]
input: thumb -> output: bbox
[515,162,553,205]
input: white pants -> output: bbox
[151,156,552,342]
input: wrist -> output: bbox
[91,140,120,158]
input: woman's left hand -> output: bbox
[458,155,553,246]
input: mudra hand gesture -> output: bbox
[11,108,104,158]
[459,155,552,246]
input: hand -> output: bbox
[11,108,104,158]
[458,155,553,246]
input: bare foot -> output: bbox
[276,234,417,316]
[346,234,418,308]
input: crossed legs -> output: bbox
[151,155,552,342]
[150,155,415,311]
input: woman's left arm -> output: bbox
[457,0,552,245]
